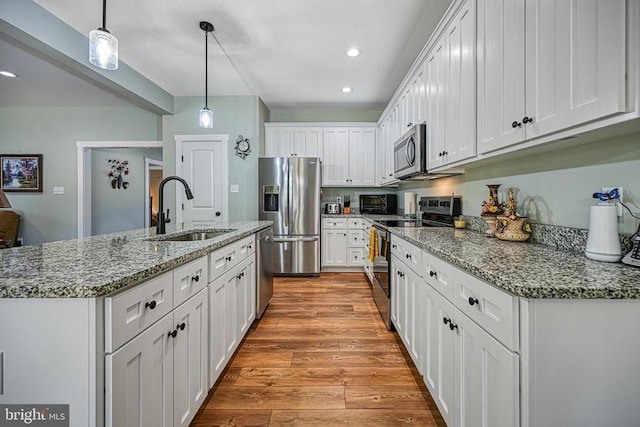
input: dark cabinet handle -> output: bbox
[388,173,393,177]
[145,300,157,310]
[226,256,232,261]
[429,271,436,277]
[449,322,458,331]
[168,330,177,339]
[512,121,522,128]
[443,317,450,325]
[405,254,411,260]
[392,244,397,249]
[215,212,221,217]
[468,297,479,306]
[522,116,534,124]
[192,275,200,282]
[407,122,413,127]
[177,322,186,331]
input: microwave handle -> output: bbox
[405,136,416,165]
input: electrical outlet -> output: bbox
[230,184,239,193]
[53,186,64,195]
[337,197,342,205]
[602,186,623,217]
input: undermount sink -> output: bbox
[157,229,236,242]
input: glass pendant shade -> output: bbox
[199,107,213,128]
[89,29,118,70]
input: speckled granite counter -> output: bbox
[0,221,272,298]
[389,227,640,299]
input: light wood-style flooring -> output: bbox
[191,272,446,426]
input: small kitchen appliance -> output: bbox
[585,190,622,262]
[325,203,341,214]
[359,194,397,215]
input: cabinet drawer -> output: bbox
[347,218,365,228]
[423,250,454,300]
[208,242,239,283]
[452,269,519,351]
[173,256,208,308]
[237,235,256,262]
[391,237,421,275]
[347,230,364,247]
[348,248,364,266]
[322,218,347,229]
[105,271,173,353]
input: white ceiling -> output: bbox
[2,0,453,112]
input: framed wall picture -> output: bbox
[1,154,43,192]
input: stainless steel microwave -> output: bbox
[394,124,427,180]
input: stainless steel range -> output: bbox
[371,195,461,330]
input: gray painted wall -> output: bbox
[396,133,640,234]
[0,107,161,244]
[91,147,162,236]
[162,96,260,222]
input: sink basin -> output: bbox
[158,229,236,242]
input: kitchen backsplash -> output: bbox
[461,215,634,254]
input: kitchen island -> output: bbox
[0,221,271,427]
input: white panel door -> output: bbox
[177,136,228,227]
[455,308,519,427]
[106,314,173,427]
[477,0,526,154]
[348,128,376,186]
[444,0,477,165]
[173,289,208,427]
[322,129,349,186]
[426,36,447,170]
[524,0,626,139]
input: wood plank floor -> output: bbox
[191,272,446,426]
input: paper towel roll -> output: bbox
[404,192,416,215]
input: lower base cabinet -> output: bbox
[106,288,208,427]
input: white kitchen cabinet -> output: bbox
[172,289,208,427]
[321,228,348,266]
[390,259,404,337]
[106,314,174,427]
[322,127,376,187]
[427,0,477,170]
[322,218,369,269]
[264,126,322,158]
[208,268,230,387]
[237,257,256,337]
[477,0,627,155]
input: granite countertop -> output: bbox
[388,227,640,299]
[0,221,272,299]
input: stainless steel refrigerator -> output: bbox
[258,157,321,275]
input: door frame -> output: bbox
[76,140,163,238]
[174,134,229,227]
[144,158,164,228]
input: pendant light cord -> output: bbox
[204,30,208,109]
[102,0,107,30]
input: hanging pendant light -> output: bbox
[199,21,214,128]
[89,0,118,70]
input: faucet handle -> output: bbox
[165,209,171,224]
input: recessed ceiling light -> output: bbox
[0,70,19,78]
[346,48,361,57]
[342,87,353,93]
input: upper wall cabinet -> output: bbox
[265,126,322,158]
[426,0,477,170]
[322,127,376,187]
[477,0,627,154]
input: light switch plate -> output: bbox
[53,186,64,195]
[230,184,239,193]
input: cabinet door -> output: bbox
[347,248,364,266]
[391,259,406,338]
[293,128,322,158]
[423,285,456,427]
[348,128,376,186]
[106,314,174,427]
[321,229,348,266]
[412,62,427,126]
[173,289,208,427]
[265,127,294,157]
[377,122,387,185]
[444,0,477,165]
[524,0,626,139]
[322,128,350,186]
[224,268,239,356]
[454,308,519,427]
[407,268,422,371]
[403,267,416,363]
[477,0,526,154]
[426,36,447,170]
[237,256,256,338]
[208,275,228,388]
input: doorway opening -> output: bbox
[145,158,164,228]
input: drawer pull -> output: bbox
[443,317,450,325]
[177,322,186,331]
[145,300,157,310]
[192,275,200,282]
[168,330,178,339]
[392,244,397,249]
[226,256,232,261]
[405,254,412,260]
[468,297,479,306]
[449,322,458,331]
[429,271,437,278]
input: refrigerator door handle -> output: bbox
[273,236,320,243]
